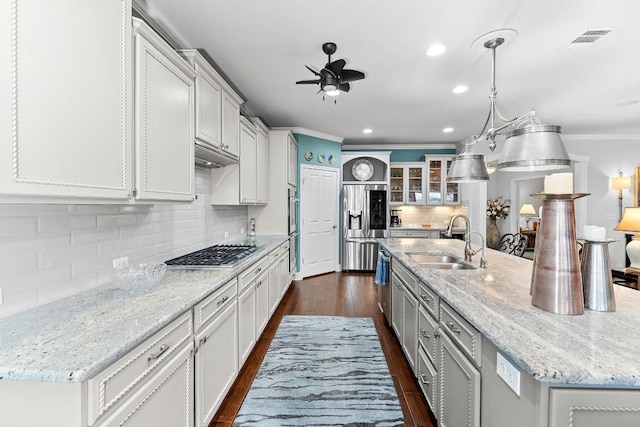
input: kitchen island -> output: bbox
[380,237,640,427]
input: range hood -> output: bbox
[194,140,239,168]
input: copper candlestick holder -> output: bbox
[530,193,589,315]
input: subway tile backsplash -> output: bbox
[0,167,248,318]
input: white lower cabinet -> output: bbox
[402,286,418,374]
[279,250,290,297]
[391,271,404,340]
[417,346,438,419]
[438,331,481,427]
[268,256,281,316]
[95,343,194,427]
[255,270,270,335]
[193,279,239,427]
[238,281,257,365]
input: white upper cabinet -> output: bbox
[133,19,196,201]
[426,156,461,206]
[222,92,241,159]
[253,118,269,204]
[390,163,425,205]
[287,134,298,187]
[0,0,133,199]
[239,117,258,204]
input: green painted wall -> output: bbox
[294,133,342,170]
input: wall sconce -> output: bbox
[611,171,631,220]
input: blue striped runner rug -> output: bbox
[233,315,404,426]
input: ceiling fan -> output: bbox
[296,42,365,97]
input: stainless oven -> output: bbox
[288,186,297,234]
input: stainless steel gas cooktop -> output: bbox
[165,244,260,269]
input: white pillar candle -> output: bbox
[583,225,606,240]
[544,173,573,194]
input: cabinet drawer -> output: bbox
[238,257,270,292]
[418,305,438,364]
[440,301,482,367]
[418,281,439,319]
[193,279,237,332]
[390,229,439,238]
[391,259,419,295]
[417,346,438,417]
[88,311,193,425]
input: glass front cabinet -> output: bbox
[390,164,425,205]
[426,157,460,205]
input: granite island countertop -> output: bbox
[380,238,640,387]
[0,236,288,383]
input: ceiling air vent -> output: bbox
[571,29,612,44]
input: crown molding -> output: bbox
[272,127,344,143]
[342,143,456,150]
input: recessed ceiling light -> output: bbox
[363,128,373,134]
[426,43,446,57]
[443,127,454,133]
[452,85,468,94]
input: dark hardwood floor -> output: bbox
[210,272,437,427]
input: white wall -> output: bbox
[0,167,248,318]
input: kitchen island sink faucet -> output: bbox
[445,215,486,268]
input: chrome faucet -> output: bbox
[465,231,487,268]
[445,215,486,267]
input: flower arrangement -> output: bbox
[486,196,511,220]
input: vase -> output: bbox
[486,218,501,249]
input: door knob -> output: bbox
[332,225,337,229]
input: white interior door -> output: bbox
[300,165,339,278]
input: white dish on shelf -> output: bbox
[352,159,374,181]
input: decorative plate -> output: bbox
[328,155,336,165]
[317,153,325,163]
[304,150,313,161]
[352,159,374,181]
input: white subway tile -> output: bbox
[0,217,38,237]
[39,245,97,269]
[0,204,69,216]
[71,228,119,245]
[0,233,70,255]
[70,205,119,215]
[0,287,39,319]
[0,252,38,278]
[97,213,139,229]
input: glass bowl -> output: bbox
[112,263,167,295]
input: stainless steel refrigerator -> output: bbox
[342,184,388,271]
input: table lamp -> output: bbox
[614,207,640,273]
[519,203,537,230]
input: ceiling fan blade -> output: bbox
[326,59,346,76]
[296,79,321,85]
[337,82,350,92]
[340,69,365,83]
[305,65,321,76]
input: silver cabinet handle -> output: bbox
[147,344,169,362]
[419,374,430,385]
[217,296,229,307]
[446,321,461,335]
[421,330,430,338]
[420,295,430,303]
[254,267,263,275]
[199,336,207,346]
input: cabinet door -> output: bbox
[239,120,257,204]
[194,300,239,427]
[95,343,194,427]
[549,388,640,427]
[390,167,404,204]
[268,261,280,316]
[221,92,240,158]
[417,346,438,420]
[438,332,481,427]
[426,159,444,205]
[406,166,425,204]
[287,135,297,187]
[238,282,257,365]
[255,270,270,335]
[402,286,419,375]
[134,22,195,201]
[195,68,222,147]
[279,253,289,297]
[256,129,269,203]
[444,158,460,205]
[391,272,404,340]
[0,0,132,199]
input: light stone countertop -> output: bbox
[0,236,288,383]
[380,238,640,387]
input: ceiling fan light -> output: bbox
[497,124,571,172]
[447,153,489,183]
[323,84,337,92]
[325,89,340,97]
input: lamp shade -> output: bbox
[611,175,631,191]
[614,207,640,234]
[519,203,537,215]
[497,124,571,172]
[446,153,489,183]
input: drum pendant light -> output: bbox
[447,29,570,183]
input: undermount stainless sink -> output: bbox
[406,253,476,270]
